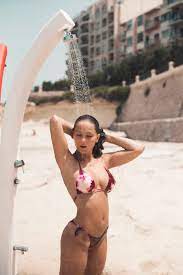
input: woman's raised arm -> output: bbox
[49,115,73,167]
[102,133,145,169]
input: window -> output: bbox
[154,33,160,40]
[161,12,171,22]
[137,32,143,43]
[96,47,101,55]
[109,53,114,61]
[102,31,107,40]
[154,16,160,22]
[90,47,94,57]
[108,25,114,37]
[167,0,176,5]
[108,12,114,24]
[81,25,89,33]
[90,35,94,44]
[90,23,94,32]
[81,47,88,56]
[95,8,100,19]
[102,58,107,68]
[95,21,100,30]
[127,37,132,47]
[82,14,89,22]
[181,28,183,37]
[102,4,107,14]
[127,19,133,30]
[102,18,107,27]
[137,15,143,26]
[108,39,114,50]
[81,35,89,45]
[96,34,101,43]
[162,29,171,38]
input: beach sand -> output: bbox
[1,101,183,274]
[12,119,183,275]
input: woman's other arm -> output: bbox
[49,115,73,167]
[103,133,145,169]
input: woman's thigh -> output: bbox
[85,236,107,275]
[60,221,90,275]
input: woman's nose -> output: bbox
[81,137,86,142]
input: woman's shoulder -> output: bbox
[100,154,110,169]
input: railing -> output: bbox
[145,20,160,31]
[169,15,183,24]
[80,27,89,34]
[145,39,161,48]
[167,0,183,9]
[169,31,183,41]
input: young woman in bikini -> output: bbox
[50,114,145,275]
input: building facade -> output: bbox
[120,0,183,58]
[71,0,183,76]
[72,0,122,75]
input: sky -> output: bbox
[0,0,162,101]
[0,0,97,101]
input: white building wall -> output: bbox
[121,0,163,23]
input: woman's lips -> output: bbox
[80,145,87,148]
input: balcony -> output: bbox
[145,19,160,31]
[167,0,183,9]
[169,30,183,42]
[108,12,114,24]
[121,33,126,42]
[81,14,90,22]
[80,38,89,45]
[145,38,161,48]
[80,25,89,34]
[169,14,183,25]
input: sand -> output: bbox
[11,119,183,275]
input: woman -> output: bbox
[50,114,145,275]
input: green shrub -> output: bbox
[62,92,74,101]
[90,85,130,102]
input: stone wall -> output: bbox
[113,62,183,142]
[119,62,183,122]
[111,117,183,142]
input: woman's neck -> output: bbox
[75,150,93,163]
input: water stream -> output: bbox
[63,30,94,116]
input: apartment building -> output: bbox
[120,0,183,58]
[161,0,183,45]
[70,0,182,76]
[72,0,122,75]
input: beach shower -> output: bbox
[0,10,74,275]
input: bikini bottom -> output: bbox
[70,219,108,249]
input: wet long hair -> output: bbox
[72,114,106,158]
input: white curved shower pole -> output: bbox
[0,10,74,275]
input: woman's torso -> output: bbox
[59,152,113,235]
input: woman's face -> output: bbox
[73,120,100,155]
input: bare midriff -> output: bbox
[74,191,109,236]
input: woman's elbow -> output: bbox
[50,115,59,124]
[50,115,61,130]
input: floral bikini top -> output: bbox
[74,159,116,201]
